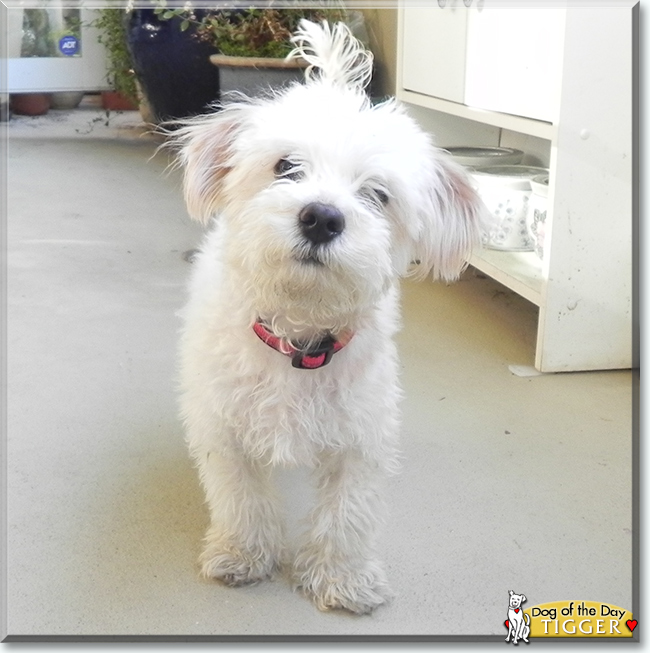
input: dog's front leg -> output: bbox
[294,449,392,614]
[196,449,285,586]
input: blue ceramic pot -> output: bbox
[126,9,221,122]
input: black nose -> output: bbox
[298,202,345,245]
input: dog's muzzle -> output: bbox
[299,202,345,246]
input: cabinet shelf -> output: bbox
[398,4,634,372]
[398,89,555,141]
[469,249,543,307]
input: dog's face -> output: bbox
[509,591,526,609]
[176,76,484,333]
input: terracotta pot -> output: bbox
[210,54,308,98]
[101,91,138,111]
[10,93,51,116]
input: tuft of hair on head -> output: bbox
[287,19,373,92]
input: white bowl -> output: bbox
[444,146,524,168]
[526,174,550,259]
[472,166,549,251]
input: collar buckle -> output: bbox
[291,335,337,369]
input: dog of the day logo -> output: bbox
[505,591,530,644]
[504,592,636,642]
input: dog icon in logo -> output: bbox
[505,590,531,644]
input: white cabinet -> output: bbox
[401,5,467,103]
[397,2,635,373]
[401,3,565,122]
[464,6,565,122]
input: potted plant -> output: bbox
[153,1,348,98]
[92,7,139,111]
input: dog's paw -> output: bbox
[294,558,393,615]
[199,541,278,587]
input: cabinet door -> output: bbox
[401,4,467,104]
[464,6,565,122]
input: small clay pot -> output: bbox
[101,91,138,111]
[10,93,51,116]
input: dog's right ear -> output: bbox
[171,105,249,224]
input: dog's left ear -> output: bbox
[409,153,487,282]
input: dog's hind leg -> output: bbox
[293,449,392,614]
[195,450,285,586]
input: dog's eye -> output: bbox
[274,158,302,181]
[361,186,390,208]
[374,188,389,205]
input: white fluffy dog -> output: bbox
[172,20,485,614]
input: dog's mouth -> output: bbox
[294,247,325,267]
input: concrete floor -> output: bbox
[4,101,635,640]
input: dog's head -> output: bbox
[509,590,527,609]
[172,21,486,332]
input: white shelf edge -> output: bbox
[397,89,556,141]
[469,249,544,307]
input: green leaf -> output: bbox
[180,20,190,31]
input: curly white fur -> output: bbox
[172,20,486,614]
[288,19,374,90]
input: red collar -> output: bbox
[253,321,353,370]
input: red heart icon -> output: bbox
[626,619,638,632]
[515,608,520,613]
[504,620,509,629]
